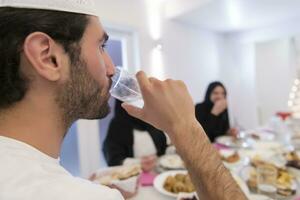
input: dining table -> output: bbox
[96,126,300,200]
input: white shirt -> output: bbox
[133,130,157,158]
[0,136,123,200]
[123,130,158,165]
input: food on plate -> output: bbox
[246,159,296,196]
[221,151,240,163]
[276,170,295,196]
[96,165,141,185]
[249,133,260,140]
[286,160,300,169]
[163,173,195,194]
[250,158,276,169]
[285,151,300,161]
[284,151,300,170]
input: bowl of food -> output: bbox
[153,170,195,198]
[215,135,251,148]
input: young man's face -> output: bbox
[56,16,115,124]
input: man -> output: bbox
[0,0,248,200]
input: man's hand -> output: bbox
[141,154,157,172]
[122,71,196,140]
[211,99,227,116]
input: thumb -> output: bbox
[121,103,144,119]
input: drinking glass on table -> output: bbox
[257,165,277,199]
[110,66,144,108]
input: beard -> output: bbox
[56,47,111,127]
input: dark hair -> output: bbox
[204,81,227,107]
[0,7,89,109]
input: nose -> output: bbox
[103,51,115,77]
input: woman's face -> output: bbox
[210,86,226,103]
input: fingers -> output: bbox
[141,157,157,172]
[136,71,150,91]
[121,103,143,119]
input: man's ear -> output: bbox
[23,32,65,82]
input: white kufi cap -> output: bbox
[0,0,98,16]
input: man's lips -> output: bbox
[108,78,113,90]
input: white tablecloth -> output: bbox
[130,186,174,200]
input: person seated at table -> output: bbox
[195,81,238,142]
[103,100,168,172]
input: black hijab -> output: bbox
[203,81,227,109]
[195,81,230,142]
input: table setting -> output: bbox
[90,122,300,200]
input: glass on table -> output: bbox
[256,165,277,199]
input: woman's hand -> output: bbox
[141,154,157,172]
[227,128,239,137]
[211,99,227,116]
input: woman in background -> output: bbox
[103,100,167,172]
[195,81,237,142]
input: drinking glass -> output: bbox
[110,66,144,108]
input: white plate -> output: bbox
[219,149,249,170]
[159,154,185,169]
[252,141,282,151]
[154,170,250,199]
[248,194,273,200]
[232,173,250,197]
[215,136,250,148]
[243,129,275,141]
[153,170,192,198]
[216,136,234,146]
[176,192,198,200]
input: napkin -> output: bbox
[139,172,157,186]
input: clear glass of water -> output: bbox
[257,165,277,199]
[110,66,144,108]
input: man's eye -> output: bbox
[100,43,107,51]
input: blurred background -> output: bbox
[59,0,300,178]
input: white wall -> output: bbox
[218,36,258,129]
[162,22,220,102]
[255,39,296,125]
[218,20,300,129]
[94,0,222,103]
